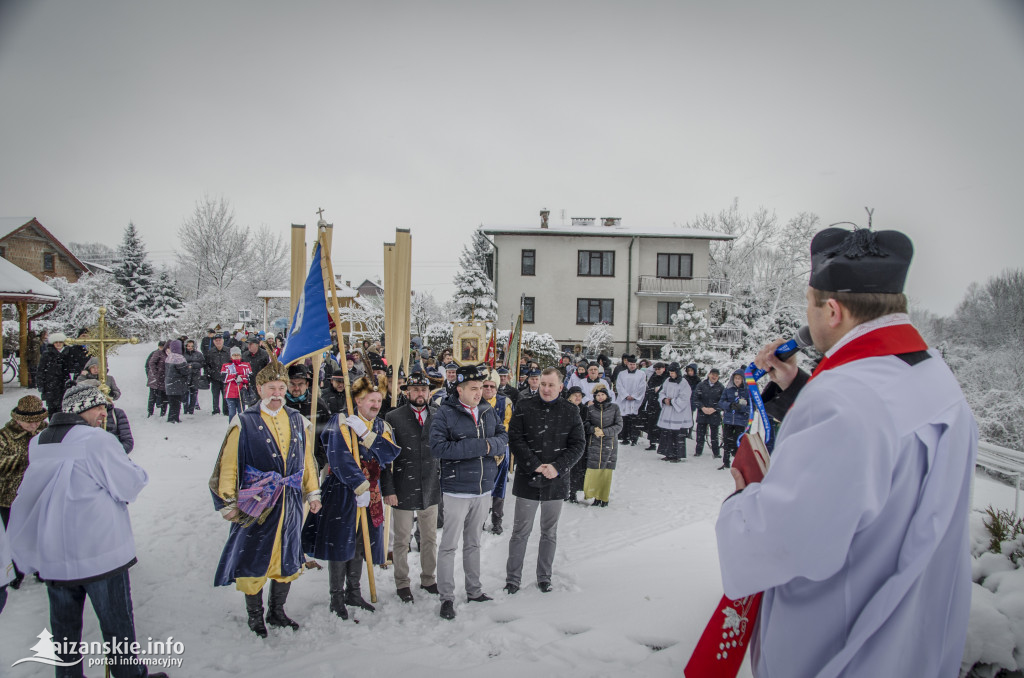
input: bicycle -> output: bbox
[3,354,18,384]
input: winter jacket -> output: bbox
[204,345,232,383]
[104,404,134,454]
[0,418,46,506]
[284,393,332,469]
[146,349,167,391]
[429,394,507,496]
[164,353,190,397]
[184,349,205,388]
[719,372,751,427]
[657,378,693,431]
[67,344,90,377]
[640,370,668,428]
[684,363,700,409]
[37,344,71,403]
[584,400,623,470]
[75,357,122,400]
[498,383,520,405]
[693,378,725,424]
[220,359,253,400]
[508,394,586,501]
[382,403,441,510]
[241,347,270,380]
[320,383,349,416]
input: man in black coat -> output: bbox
[37,333,72,415]
[204,335,231,416]
[692,368,724,457]
[504,368,586,595]
[283,364,332,469]
[320,362,350,416]
[496,366,519,405]
[242,335,271,404]
[66,328,91,377]
[382,372,441,604]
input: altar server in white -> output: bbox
[716,226,976,678]
[614,354,647,446]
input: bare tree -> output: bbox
[177,195,250,294]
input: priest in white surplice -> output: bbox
[614,354,647,446]
[715,227,976,678]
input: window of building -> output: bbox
[577,298,614,324]
[484,253,494,281]
[521,249,536,276]
[0,246,6,259]
[657,301,682,325]
[656,252,693,279]
[577,250,615,277]
[523,296,535,323]
[43,252,54,272]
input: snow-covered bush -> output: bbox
[583,323,614,357]
[424,322,453,353]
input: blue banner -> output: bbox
[279,241,333,366]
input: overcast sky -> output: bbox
[1,0,1021,315]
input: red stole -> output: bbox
[684,322,927,677]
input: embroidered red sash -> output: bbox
[685,322,927,677]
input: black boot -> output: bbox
[265,581,299,630]
[345,557,375,612]
[245,592,268,638]
[328,561,349,619]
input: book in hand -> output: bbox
[732,431,770,485]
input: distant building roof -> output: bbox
[482,222,734,240]
[81,261,113,274]
[0,217,91,274]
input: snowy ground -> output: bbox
[0,343,1015,678]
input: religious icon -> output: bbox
[452,320,487,366]
[461,338,479,362]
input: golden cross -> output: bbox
[64,307,139,396]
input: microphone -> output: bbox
[749,326,812,380]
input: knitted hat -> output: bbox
[62,384,108,415]
[11,395,47,423]
[50,332,67,344]
[566,386,584,398]
[229,346,242,356]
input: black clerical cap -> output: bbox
[809,227,913,294]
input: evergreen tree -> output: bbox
[113,222,156,310]
[151,269,184,319]
[451,228,497,324]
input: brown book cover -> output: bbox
[732,432,770,485]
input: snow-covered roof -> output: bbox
[82,260,113,274]
[482,223,734,240]
[256,289,291,299]
[0,256,60,302]
[0,217,90,273]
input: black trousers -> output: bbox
[210,380,228,414]
[166,394,182,422]
[695,418,721,456]
[147,388,167,416]
[620,414,641,444]
[658,428,687,459]
[722,424,744,467]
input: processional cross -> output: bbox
[64,307,139,396]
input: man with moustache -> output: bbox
[382,372,441,603]
[211,359,322,637]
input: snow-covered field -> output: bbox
[0,343,1015,677]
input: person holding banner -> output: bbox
[707,227,976,678]
[302,375,400,619]
[210,359,322,638]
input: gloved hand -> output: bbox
[355,491,371,508]
[345,415,369,437]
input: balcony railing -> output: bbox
[636,276,731,297]
[636,323,743,349]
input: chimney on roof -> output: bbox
[540,209,550,229]
[602,217,621,228]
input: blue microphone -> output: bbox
[750,326,812,381]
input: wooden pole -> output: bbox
[18,302,28,387]
[316,224,378,603]
[290,224,306,321]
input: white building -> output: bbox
[482,214,737,358]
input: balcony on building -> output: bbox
[635,275,731,298]
[635,323,743,349]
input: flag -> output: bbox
[505,315,521,369]
[484,328,497,368]
[279,241,334,366]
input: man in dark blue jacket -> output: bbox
[693,368,724,457]
[429,364,508,620]
[717,369,750,470]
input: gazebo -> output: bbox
[0,256,59,393]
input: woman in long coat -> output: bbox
[583,384,622,506]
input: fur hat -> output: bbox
[11,395,47,423]
[49,332,67,344]
[351,374,383,400]
[254,344,290,387]
[62,384,108,415]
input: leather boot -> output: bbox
[328,561,349,619]
[245,592,268,638]
[265,581,299,630]
[345,557,375,612]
